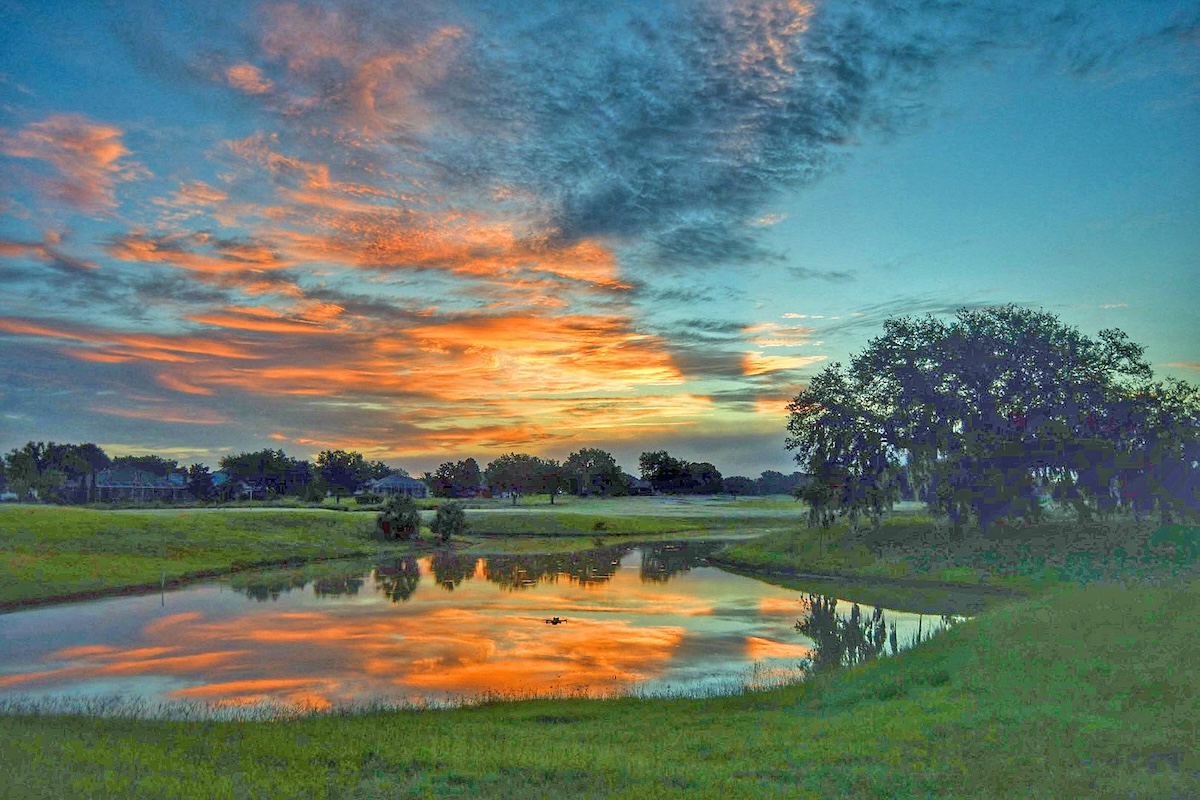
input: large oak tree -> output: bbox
[787,305,1199,530]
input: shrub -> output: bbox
[377,495,421,540]
[430,500,467,543]
[356,492,383,505]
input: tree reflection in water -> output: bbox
[430,551,476,591]
[795,593,960,672]
[312,576,363,598]
[235,574,308,603]
[232,561,369,603]
[482,545,631,590]
[375,557,421,603]
[639,541,723,583]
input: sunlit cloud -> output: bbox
[225,64,275,95]
[742,322,818,347]
[742,352,827,376]
[0,0,1193,470]
[0,316,262,361]
[0,114,144,211]
[92,404,227,426]
[106,231,294,275]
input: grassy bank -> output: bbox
[3,576,1197,798]
[717,508,1200,593]
[0,506,390,608]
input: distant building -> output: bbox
[93,468,188,502]
[627,478,654,496]
[369,473,429,498]
[211,470,257,499]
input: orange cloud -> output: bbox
[225,64,274,94]
[157,373,215,396]
[0,235,98,270]
[729,0,813,78]
[91,405,227,425]
[744,635,812,660]
[753,394,795,417]
[742,322,818,347]
[0,114,143,211]
[742,351,827,376]
[188,313,333,334]
[758,597,803,616]
[0,316,261,361]
[106,231,293,275]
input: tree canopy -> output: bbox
[639,450,724,494]
[563,448,625,495]
[220,449,311,495]
[787,305,1199,529]
[425,458,482,498]
[484,453,560,505]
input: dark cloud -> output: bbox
[666,345,747,381]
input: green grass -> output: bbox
[0,506,390,606]
[718,510,1200,589]
[2,577,1197,798]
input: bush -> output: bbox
[356,492,383,505]
[377,495,421,540]
[430,500,467,543]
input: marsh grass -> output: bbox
[3,578,1197,798]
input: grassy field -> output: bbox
[0,505,389,607]
[2,575,1197,798]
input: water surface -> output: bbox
[0,542,948,714]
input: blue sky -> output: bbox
[1,0,1196,477]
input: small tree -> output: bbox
[377,495,421,540]
[187,464,214,501]
[430,500,468,543]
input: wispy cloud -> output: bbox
[0,0,1193,469]
[0,114,144,211]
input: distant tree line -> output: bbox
[0,444,396,504]
[1,440,800,505]
[786,305,1200,531]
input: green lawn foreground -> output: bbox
[1,576,1196,799]
[0,506,382,607]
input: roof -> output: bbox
[95,467,181,489]
[371,474,427,490]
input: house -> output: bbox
[369,473,429,498]
[211,470,257,499]
[93,468,189,502]
[627,478,654,496]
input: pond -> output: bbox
[0,542,957,716]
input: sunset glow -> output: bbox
[1,0,1195,474]
[0,550,857,709]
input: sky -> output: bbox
[0,0,1197,478]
